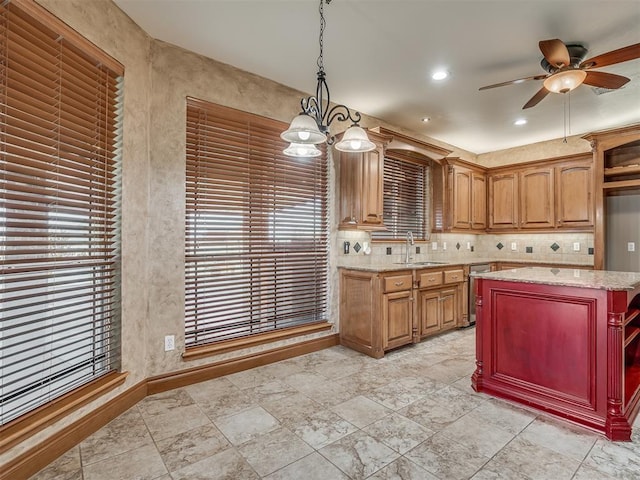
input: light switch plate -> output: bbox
[629,242,636,252]
[431,242,438,250]
[510,242,517,251]
[442,242,447,250]
[573,242,580,252]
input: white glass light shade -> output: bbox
[280,114,326,144]
[543,69,587,94]
[283,142,322,157]
[334,126,376,153]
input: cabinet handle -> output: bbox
[394,281,404,286]
[428,278,435,282]
[451,275,458,280]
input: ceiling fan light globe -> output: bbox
[281,114,326,144]
[543,69,587,93]
[335,126,376,153]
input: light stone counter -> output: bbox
[473,266,640,291]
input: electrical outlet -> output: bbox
[164,335,175,352]
[629,242,636,252]
[431,241,438,250]
[573,242,580,252]
[442,242,447,250]
[510,242,517,251]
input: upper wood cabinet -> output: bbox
[519,166,555,229]
[488,172,519,230]
[488,154,593,232]
[444,159,487,232]
[555,161,594,228]
[337,131,391,230]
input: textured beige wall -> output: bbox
[478,133,592,168]
[1,0,152,465]
[1,0,585,466]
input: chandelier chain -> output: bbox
[317,0,333,72]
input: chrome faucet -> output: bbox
[405,231,415,264]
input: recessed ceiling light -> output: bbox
[421,117,431,123]
[431,70,449,81]
[514,119,527,126]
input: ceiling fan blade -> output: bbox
[523,87,550,109]
[479,74,547,91]
[580,43,640,69]
[539,39,571,68]
[582,71,630,89]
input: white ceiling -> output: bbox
[113,0,640,154]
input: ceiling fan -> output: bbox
[479,39,640,109]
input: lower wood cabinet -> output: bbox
[339,266,464,358]
[417,287,458,337]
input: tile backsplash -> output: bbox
[336,230,594,266]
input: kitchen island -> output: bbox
[472,267,640,440]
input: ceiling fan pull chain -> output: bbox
[562,93,567,143]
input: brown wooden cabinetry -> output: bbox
[520,166,555,229]
[337,130,391,230]
[339,266,464,358]
[488,154,593,232]
[556,161,594,228]
[445,159,487,232]
[583,125,640,270]
[488,172,519,229]
[416,267,462,338]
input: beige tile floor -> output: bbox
[30,328,640,479]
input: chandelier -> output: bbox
[281,0,375,157]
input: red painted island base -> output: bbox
[472,278,640,441]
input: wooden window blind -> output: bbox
[185,98,328,347]
[373,155,427,240]
[0,0,123,425]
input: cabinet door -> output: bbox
[383,290,413,350]
[471,173,487,230]
[440,288,458,330]
[360,144,384,227]
[489,173,519,229]
[337,151,362,228]
[418,290,440,337]
[452,167,472,229]
[520,167,555,228]
[556,162,593,228]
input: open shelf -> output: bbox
[625,326,640,348]
[602,179,640,190]
[604,163,640,177]
[625,309,640,327]
[625,363,640,406]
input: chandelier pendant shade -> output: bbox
[282,0,375,157]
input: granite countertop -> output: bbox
[473,267,640,291]
[338,262,461,273]
[337,258,593,273]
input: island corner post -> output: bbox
[471,268,640,441]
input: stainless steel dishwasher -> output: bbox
[469,263,491,325]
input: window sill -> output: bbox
[182,321,333,361]
[0,371,128,454]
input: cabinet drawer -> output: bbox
[383,274,413,293]
[444,269,464,284]
[418,271,443,288]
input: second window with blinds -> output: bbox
[373,153,429,241]
[184,98,329,351]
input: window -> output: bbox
[0,1,123,425]
[373,154,428,240]
[185,98,328,347]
